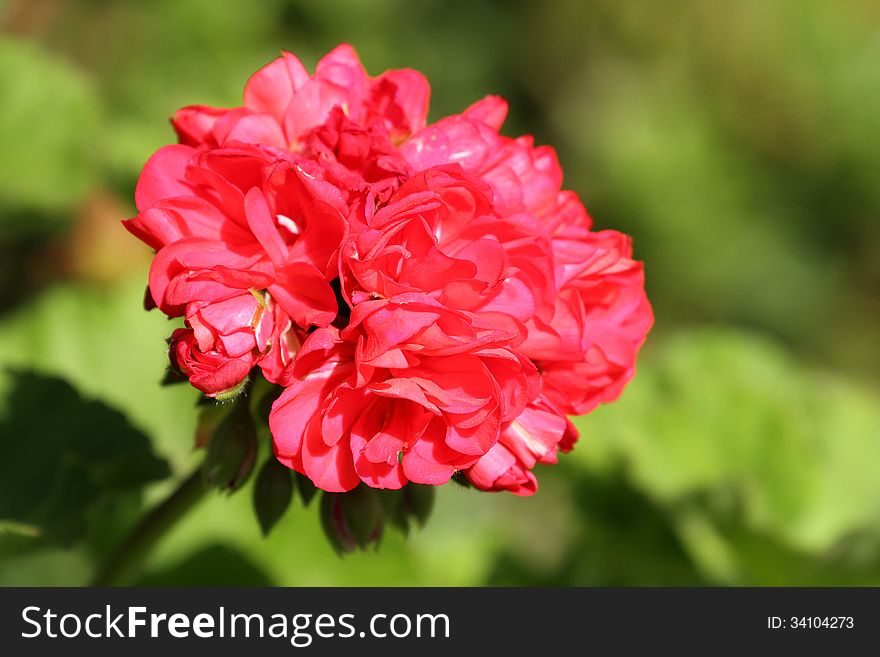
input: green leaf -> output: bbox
[253,456,294,536]
[0,277,200,471]
[0,370,169,546]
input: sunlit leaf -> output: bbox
[575,330,880,557]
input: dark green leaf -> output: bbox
[0,277,200,470]
[0,370,169,546]
[379,485,436,535]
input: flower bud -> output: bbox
[320,486,383,554]
[401,483,435,527]
[248,374,282,443]
[380,484,436,534]
[202,399,257,492]
[169,328,254,400]
[253,455,294,536]
[194,402,227,449]
[295,471,318,507]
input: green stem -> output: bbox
[92,466,207,586]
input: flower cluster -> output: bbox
[125,45,652,496]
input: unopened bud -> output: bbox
[402,483,435,527]
[295,471,318,507]
[381,484,436,534]
[194,402,227,449]
[320,486,383,554]
[203,399,257,492]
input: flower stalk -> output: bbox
[91,467,207,586]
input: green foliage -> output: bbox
[486,466,706,586]
[572,330,880,584]
[401,485,436,528]
[0,278,200,470]
[0,370,168,549]
[523,0,879,374]
[134,544,274,587]
[0,37,99,219]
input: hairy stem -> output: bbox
[92,466,206,586]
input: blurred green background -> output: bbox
[1,0,879,586]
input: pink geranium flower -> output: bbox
[125,44,653,495]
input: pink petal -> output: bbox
[172,105,228,147]
[269,262,337,328]
[134,144,195,211]
[243,51,309,120]
[462,95,509,130]
[301,418,360,492]
[219,111,288,150]
[269,353,350,461]
[373,68,431,134]
[244,187,288,266]
[401,449,454,486]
